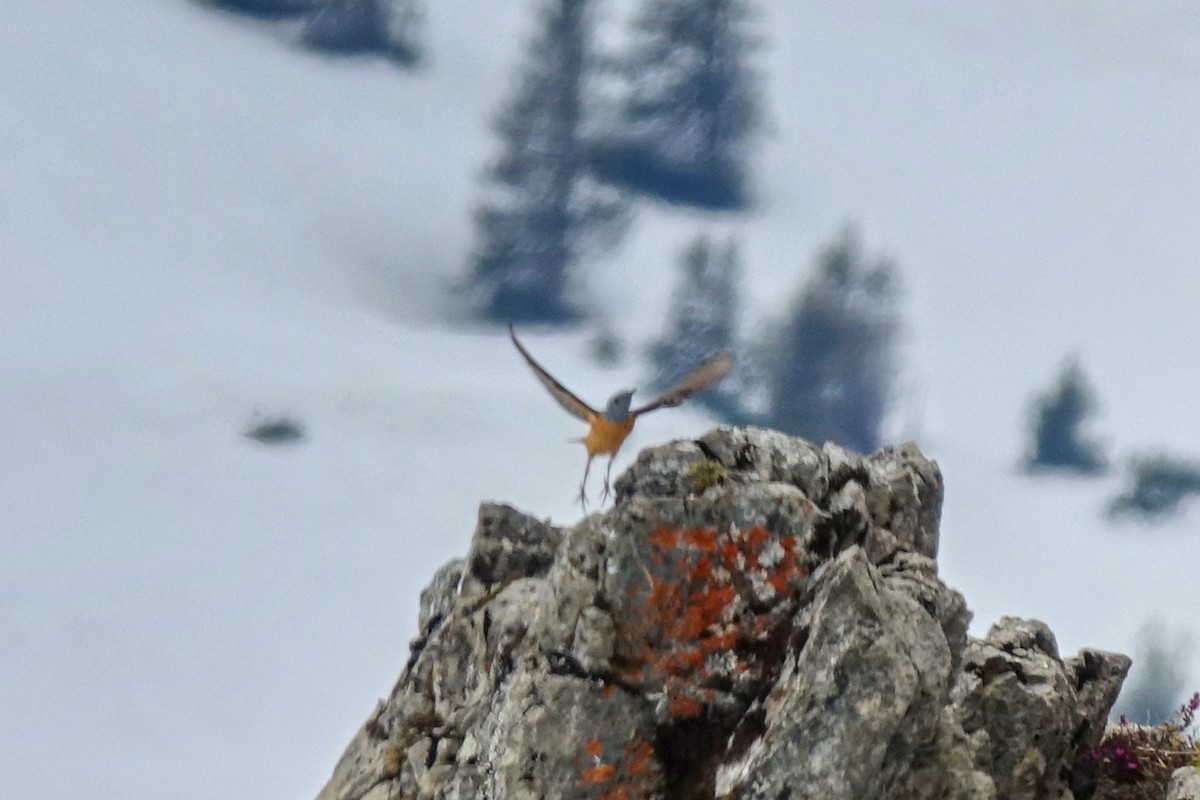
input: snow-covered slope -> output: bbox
[2,1,1197,798]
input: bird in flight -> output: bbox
[509,322,735,507]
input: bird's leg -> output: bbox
[579,454,594,509]
[601,454,617,503]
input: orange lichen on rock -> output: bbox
[766,535,802,593]
[612,524,807,721]
[683,584,736,637]
[645,526,679,550]
[581,764,617,785]
[596,790,633,800]
[667,690,704,720]
[576,738,661,799]
[624,740,656,776]
[680,527,720,551]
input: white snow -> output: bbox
[2,1,1198,797]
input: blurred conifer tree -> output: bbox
[648,233,743,419]
[1025,357,1107,475]
[466,0,628,325]
[762,226,899,454]
[593,0,761,210]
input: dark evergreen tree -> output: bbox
[763,227,898,454]
[200,0,422,65]
[202,0,322,18]
[1024,357,1107,474]
[1112,621,1192,724]
[592,0,761,210]
[648,233,742,419]
[466,0,628,324]
[1109,453,1200,519]
[302,0,423,65]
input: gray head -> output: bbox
[603,390,635,421]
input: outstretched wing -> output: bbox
[631,350,735,417]
[508,323,597,422]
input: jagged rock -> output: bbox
[462,503,561,590]
[953,618,1131,800]
[1167,766,1200,800]
[317,426,1130,800]
[715,547,981,800]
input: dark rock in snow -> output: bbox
[243,414,306,445]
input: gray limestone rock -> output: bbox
[316,427,1129,800]
[953,618,1130,800]
[715,546,980,800]
[1168,766,1200,800]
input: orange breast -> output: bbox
[582,414,636,457]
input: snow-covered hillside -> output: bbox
[2,1,1197,798]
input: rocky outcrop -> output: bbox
[317,427,1130,800]
[1167,766,1200,800]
